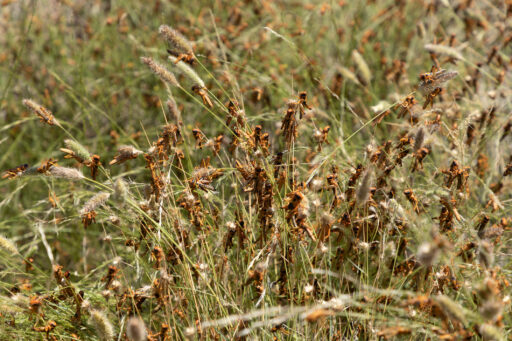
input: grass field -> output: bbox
[0,0,511,339]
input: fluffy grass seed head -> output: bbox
[81,192,110,215]
[413,127,425,152]
[479,299,503,322]
[424,44,463,60]
[169,56,204,88]
[479,323,503,341]
[478,240,495,269]
[352,49,372,85]
[166,96,181,122]
[47,166,85,180]
[158,25,194,56]
[89,309,114,341]
[113,178,129,201]
[434,294,467,326]
[63,139,91,161]
[0,235,18,255]
[338,66,360,85]
[356,169,372,203]
[0,295,24,314]
[126,316,147,341]
[141,57,179,86]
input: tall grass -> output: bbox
[0,0,511,340]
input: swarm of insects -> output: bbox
[1,1,511,340]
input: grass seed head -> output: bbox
[63,139,91,162]
[478,240,494,269]
[126,316,147,341]
[114,178,129,201]
[81,192,110,215]
[356,169,372,204]
[479,299,503,322]
[424,44,463,60]
[89,310,114,341]
[159,25,194,56]
[479,323,503,341]
[141,56,179,86]
[352,49,372,85]
[0,235,18,256]
[169,56,205,88]
[47,166,85,180]
[413,127,425,152]
[166,96,181,123]
[434,294,467,326]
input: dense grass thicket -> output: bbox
[1,0,512,339]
